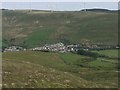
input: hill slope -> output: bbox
[2,10,118,48]
[2,51,118,88]
[3,55,103,88]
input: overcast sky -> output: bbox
[1,0,119,2]
[1,2,118,11]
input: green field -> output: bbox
[2,50,118,88]
[92,49,119,59]
[2,10,118,48]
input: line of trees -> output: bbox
[76,50,119,60]
[77,50,100,58]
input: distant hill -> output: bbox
[81,8,118,12]
[1,9,9,10]
[2,9,118,48]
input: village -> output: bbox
[2,42,119,53]
[3,43,79,53]
[30,43,79,53]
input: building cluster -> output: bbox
[2,43,119,53]
[3,46,26,52]
[78,43,119,50]
[31,43,79,53]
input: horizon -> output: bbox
[1,2,118,11]
[1,8,118,11]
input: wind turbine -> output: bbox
[83,0,86,12]
[29,0,32,12]
[51,4,54,13]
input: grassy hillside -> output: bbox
[2,51,118,88]
[3,58,100,88]
[2,10,118,48]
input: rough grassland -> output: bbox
[3,58,105,88]
[2,51,118,88]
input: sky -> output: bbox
[0,0,119,2]
[1,1,119,11]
